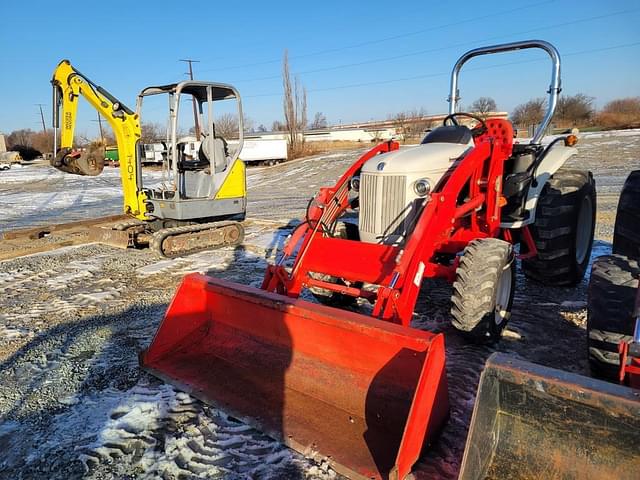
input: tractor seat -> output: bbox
[421,125,472,145]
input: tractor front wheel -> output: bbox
[523,169,596,286]
[451,238,516,343]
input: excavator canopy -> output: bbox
[140,274,449,479]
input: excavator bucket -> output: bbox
[459,353,640,480]
[140,273,449,480]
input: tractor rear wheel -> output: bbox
[587,254,639,381]
[613,170,640,260]
[522,169,596,286]
[451,238,516,343]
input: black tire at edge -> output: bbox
[587,254,639,381]
[613,170,640,261]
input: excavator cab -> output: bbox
[136,82,246,222]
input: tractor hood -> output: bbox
[358,141,473,245]
[361,142,473,180]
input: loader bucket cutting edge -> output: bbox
[459,353,640,480]
[140,273,449,480]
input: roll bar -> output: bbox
[448,40,561,145]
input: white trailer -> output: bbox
[142,143,166,164]
[233,138,288,166]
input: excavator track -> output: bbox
[150,221,244,258]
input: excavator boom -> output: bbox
[51,60,148,219]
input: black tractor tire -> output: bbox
[522,169,596,286]
[309,222,362,307]
[587,254,639,381]
[451,238,516,344]
[613,170,640,261]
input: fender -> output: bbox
[500,144,578,228]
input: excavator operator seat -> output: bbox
[200,135,228,173]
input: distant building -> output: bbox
[249,111,509,143]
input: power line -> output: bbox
[234,7,640,84]
[244,41,640,99]
[180,59,201,138]
[91,113,105,144]
[197,0,555,74]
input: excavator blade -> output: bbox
[87,226,133,249]
[140,274,449,480]
[459,353,640,480]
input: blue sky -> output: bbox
[1,0,639,138]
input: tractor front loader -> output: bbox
[459,353,640,480]
[141,40,596,479]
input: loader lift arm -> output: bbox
[51,59,148,219]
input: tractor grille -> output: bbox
[360,173,407,241]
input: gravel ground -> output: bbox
[0,131,639,480]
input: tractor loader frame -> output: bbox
[261,125,533,327]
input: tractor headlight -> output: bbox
[350,176,360,192]
[414,178,432,197]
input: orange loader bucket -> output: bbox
[140,273,449,480]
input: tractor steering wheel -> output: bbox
[443,112,488,137]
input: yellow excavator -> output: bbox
[51,59,246,257]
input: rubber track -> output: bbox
[150,221,244,258]
[613,170,640,260]
[587,254,639,381]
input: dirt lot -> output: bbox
[0,131,639,479]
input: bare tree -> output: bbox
[271,120,285,132]
[6,129,34,148]
[283,49,308,157]
[390,108,429,142]
[602,96,640,115]
[310,112,328,130]
[469,97,497,119]
[555,94,594,126]
[30,129,55,154]
[511,98,546,126]
[215,113,240,138]
[257,124,268,132]
[405,108,430,138]
[597,97,640,128]
[390,112,408,143]
[140,122,165,144]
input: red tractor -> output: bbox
[141,40,596,479]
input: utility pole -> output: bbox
[35,104,47,133]
[92,112,105,145]
[179,59,201,138]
